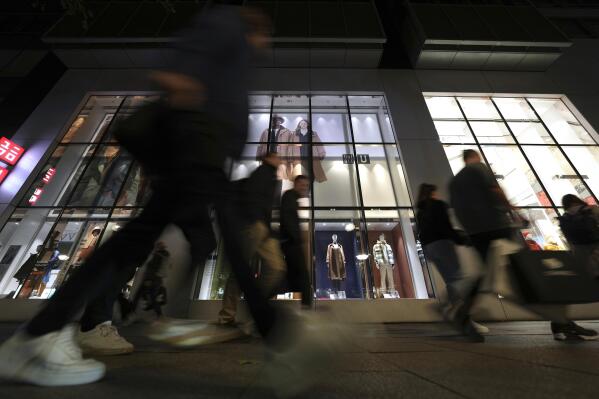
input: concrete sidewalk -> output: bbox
[1,321,599,398]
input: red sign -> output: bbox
[0,137,24,166]
[28,187,44,205]
[42,167,56,184]
[0,167,8,184]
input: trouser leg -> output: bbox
[218,275,241,324]
[211,173,278,339]
[26,189,174,337]
[386,265,395,292]
[379,266,387,293]
[424,240,463,304]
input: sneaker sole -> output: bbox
[148,328,246,347]
[81,346,134,356]
[554,333,599,341]
[2,364,106,386]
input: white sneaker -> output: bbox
[78,323,134,356]
[0,325,105,386]
[146,317,245,347]
[471,321,490,334]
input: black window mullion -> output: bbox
[308,94,315,302]
[525,98,599,204]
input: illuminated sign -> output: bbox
[28,167,57,205]
[0,137,24,165]
[28,188,44,205]
[0,167,8,184]
[42,167,56,184]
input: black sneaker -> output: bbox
[551,322,598,341]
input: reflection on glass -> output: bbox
[493,97,538,121]
[507,122,554,144]
[470,121,514,144]
[434,121,475,144]
[69,146,133,207]
[424,96,462,119]
[562,146,599,200]
[457,97,500,120]
[312,144,360,207]
[481,145,550,206]
[529,99,596,145]
[442,144,479,174]
[523,146,594,204]
[355,145,397,207]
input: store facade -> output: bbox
[1,63,599,322]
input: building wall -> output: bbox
[2,37,599,320]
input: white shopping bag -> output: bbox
[479,238,524,301]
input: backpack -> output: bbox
[558,206,599,245]
[112,100,169,175]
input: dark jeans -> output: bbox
[282,241,312,307]
[79,221,216,332]
[423,239,462,304]
[26,168,278,340]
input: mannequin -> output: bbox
[326,234,346,293]
[373,233,395,296]
[287,119,327,182]
[256,115,292,180]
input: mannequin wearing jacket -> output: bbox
[256,115,292,180]
[326,234,346,292]
[287,119,327,182]
[373,234,395,295]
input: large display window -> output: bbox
[425,94,599,251]
[0,93,431,302]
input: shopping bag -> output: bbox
[508,250,599,304]
[482,239,524,301]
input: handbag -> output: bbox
[508,250,599,304]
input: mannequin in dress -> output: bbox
[326,234,346,293]
[373,233,395,296]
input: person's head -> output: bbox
[561,194,586,210]
[272,115,284,127]
[463,149,482,165]
[91,227,102,237]
[293,175,310,198]
[297,119,309,131]
[379,233,386,241]
[417,183,438,207]
[240,6,272,50]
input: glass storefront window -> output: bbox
[0,93,424,304]
[426,95,599,254]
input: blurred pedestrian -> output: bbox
[450,149,597,342]
[416,183,488,335]
[280,175,313,308]
[559,194,599,277]
[216,153,286,335]
[0,4,284,386]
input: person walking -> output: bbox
[559,194,599,278]
[280,175,313,308]
[416,183,488,334]
[0,5,286,386]
[217,152,287,330]
[450,149,597,342]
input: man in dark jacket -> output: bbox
[217,153,286,327]
[280,175,312,307]
[0,5,279,386]
[450,149,597,342]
